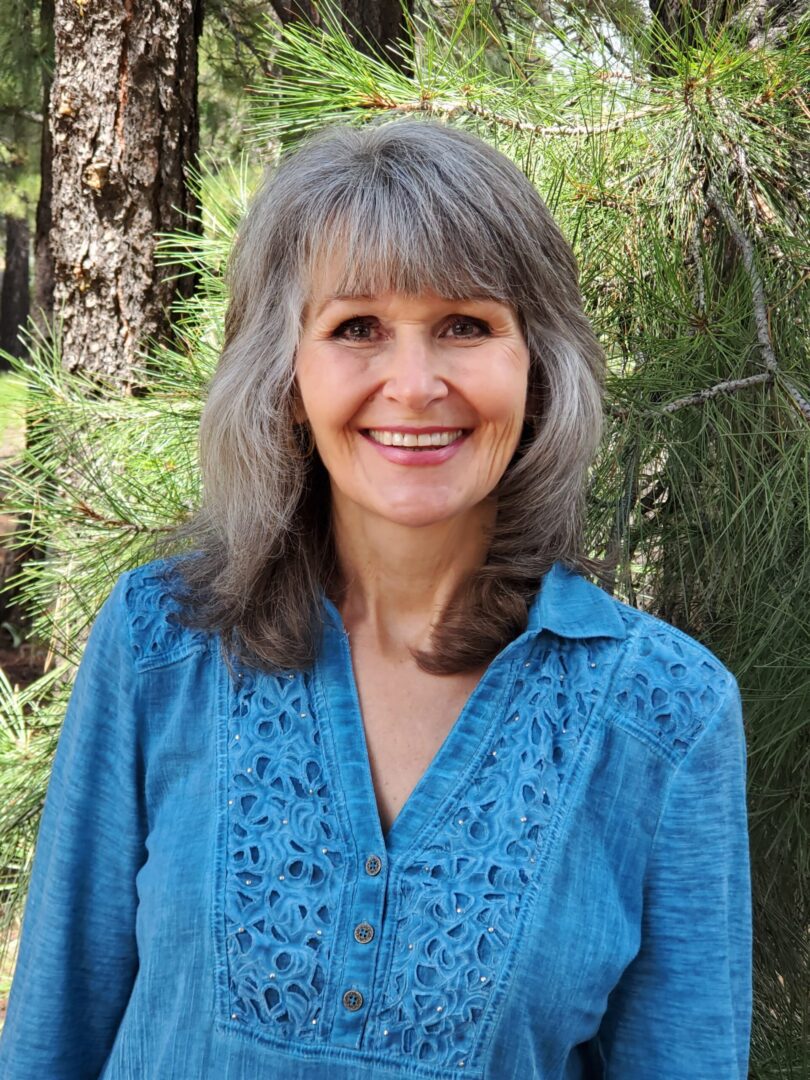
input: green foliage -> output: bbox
[0,372,26,445]
[198,0,276,168]
[0,0,48,219]
[1,1,808,1070]
[0,653,74,1029]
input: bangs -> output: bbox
[298,165,517,308]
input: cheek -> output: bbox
[296,356,364,435]
[470,363,529,430]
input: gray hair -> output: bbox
[160,119,606,675]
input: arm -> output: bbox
[0,573,147,1079]
[595,674,753,1078]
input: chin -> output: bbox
[375,500,466,529]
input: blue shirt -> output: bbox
[0,558,752,1079]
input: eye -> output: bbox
[443,316,490,339]
[332,316,378,341]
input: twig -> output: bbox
[595,71,670,95]
[607,371,773,419]
[0,106,43,124]
[686,198,708,328]
[74,501,173,533]
[210,6,274,78]
[778,376,810,423]
[660,371,774,413]
[707,183,810,423]
[707,184,775,371]
[389,99,670,136]
[465,100,670,135]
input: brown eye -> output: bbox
[333,317,377,341]
[445,317,489,339]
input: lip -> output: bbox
[361,426,468,434]
[359,428,471,466]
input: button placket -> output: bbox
[333,851,388,1043]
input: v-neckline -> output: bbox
[313,596,531,863]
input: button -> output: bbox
[365,854,382,876]
[354,922,374,944]
[342,988,364,1011]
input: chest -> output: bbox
[135,628,644,1077]
[348,645,486,836]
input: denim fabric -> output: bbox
[0,559,752,1079]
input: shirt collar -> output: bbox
[527,561,627,640]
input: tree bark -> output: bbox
[339,0,413,65]
[31,0,56,343]
[648,0,808,74]
[0,216,31,367]
[50,0,203,388]
[269,0,413,71]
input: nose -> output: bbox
[380,332,449,411]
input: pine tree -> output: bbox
[1,2,807,1069]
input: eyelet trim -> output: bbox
[224,666,345,1037]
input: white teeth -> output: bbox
[366,428,465,449]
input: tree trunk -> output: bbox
[0,216,31,367]
[339,0,413,65]
[648,0,807,74]
[50,0,203,388]
[270,0,413,72]
[31,0,55,343]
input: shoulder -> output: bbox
[115,554,212,671]
[586,586,738,766]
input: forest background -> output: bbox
[0,0,806,1074]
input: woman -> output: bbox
[0,120,752,1079]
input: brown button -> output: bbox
[342,988,364,1011]
[365,854,382,876]
[354,922,374,944]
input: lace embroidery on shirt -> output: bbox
[364,615,728,1068]
[365,632,613,1066]
[610,607,730,758]
[124,562,209,665]
[224,667,345,1037]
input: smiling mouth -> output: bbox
[362,428,469,449]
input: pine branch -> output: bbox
[391,98,672,136]
[74,501,178,533]
[660,371,775,413]
[686,198,708,324]
[707,182,810,424]
[607,371,772,419]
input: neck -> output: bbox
[331,498,495,657]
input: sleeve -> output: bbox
[0,572,147,1080]
[594,673,753,1079]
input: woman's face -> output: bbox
[294,267,530,532]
